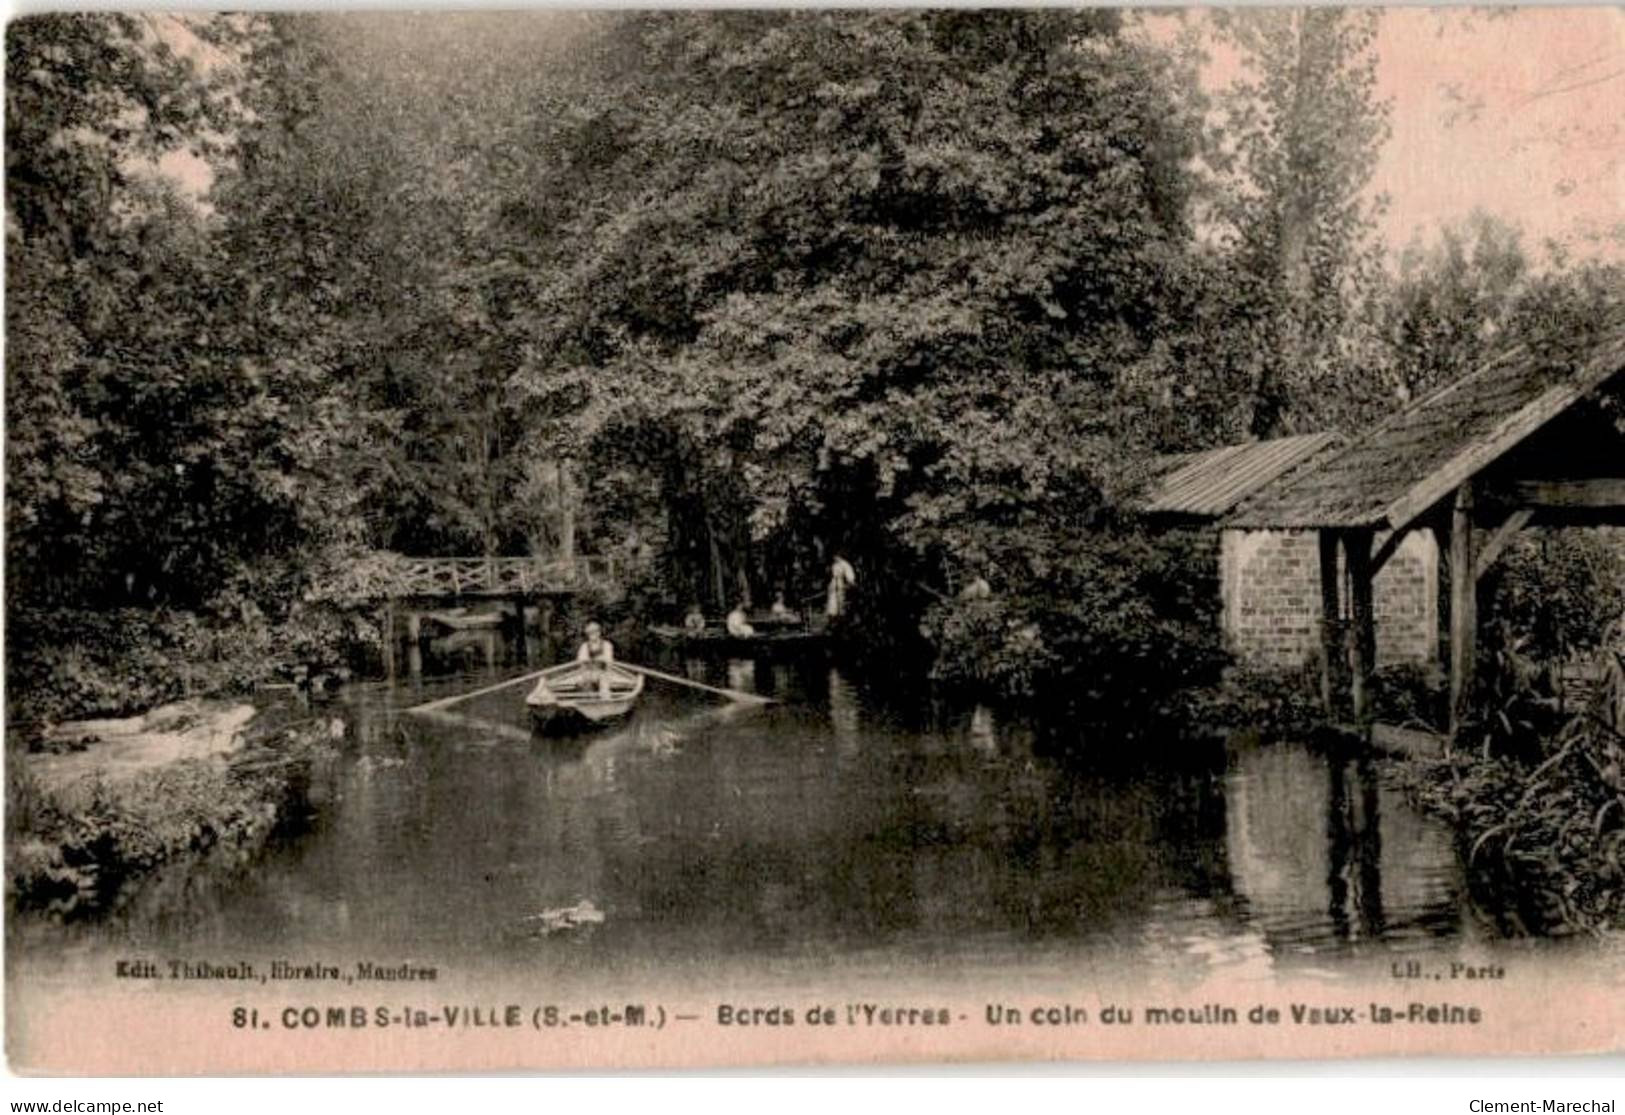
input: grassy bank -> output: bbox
[4,603,374,729]
[1392,621,1625,936]
[1394,743,1625,935]
[6,706,339,919]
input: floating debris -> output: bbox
[354,755,407,772]
[519,899,605,936]
[642,726,682,757]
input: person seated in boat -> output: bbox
[683,603,707,633]
[768,592,800,624]
[725,602,756,638]
[576,621,615,698]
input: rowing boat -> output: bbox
[524,661,644,733]
[422,606,506,631]
[649,621,827,655]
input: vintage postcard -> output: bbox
[5,7,1624,1074]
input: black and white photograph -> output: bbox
[4,6,1624,1075]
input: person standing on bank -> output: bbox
[826,553,856,620]
[576,621,615,697]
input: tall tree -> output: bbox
[6,14,241,605]
[507,10,1205,603]
[1207,8,1392,435]
[207,13,598,560]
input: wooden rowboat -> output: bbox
[525,661,644,734]
[649,622,827,655]
[422,606,506,631]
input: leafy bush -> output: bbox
[923,527,1228,717]
[926,597,1058,699]
[1370,662,1445,730]
[7,608,198,724]
[5,601,371,726]
[1482,530,1625,664]
[1180,666,1324,738]
[1400,613,1625,934]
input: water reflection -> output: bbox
[13,648,1487,989]
[1225,746,1460,960]
[827,668,861,755]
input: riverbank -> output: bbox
[4,603,369,729]
[1391,743,1625,937]
[1176,662,1624,935]
[6,700,340,918]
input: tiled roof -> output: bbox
[1144,432,1341,518]
[1227,331,1625,531]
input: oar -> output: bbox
[404,667,556,714]
[617,662,773,705]
[412,707,534,743]
[404,660,769,713]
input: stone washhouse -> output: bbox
[1148,432,1440,672]
[1146,326,1625,735]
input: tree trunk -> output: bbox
[705,510,728,611]
[558,461,576,565]
[1449,482,1477,738]
[480,420,497,558]
[1252,11,1321,439]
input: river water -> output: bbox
[20,629,1601,1005]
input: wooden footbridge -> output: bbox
[310,552,630,604]
[307,552,638,678]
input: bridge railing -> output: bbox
[311,552,631,602]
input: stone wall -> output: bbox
[1220,528,1438,670]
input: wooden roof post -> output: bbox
[1449,480,1477,739]
[381,600,397,682]
[1318,530,1342,718]
[1347,529,1376,726]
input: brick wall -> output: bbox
[1371,531,1438,667]
[1220,528,1438,670]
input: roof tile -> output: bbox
[1227,332,1625,530]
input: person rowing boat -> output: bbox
[575,621,615,698]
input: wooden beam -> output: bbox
[1509,478,1625,509]
[1368,525,1412,580]
[1318,530,1342,718]
[380,602,397,681]
[1346,530,1376,725]
[1473,508,1534,582]
[1381,382,1585,533]
[1449,482,1477,738]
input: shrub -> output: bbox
[5,601,371,727]
[1482,530,1625,664]
[1400,613,1625,934]
[1370,662,1446,730]
[923,526,1228,716]
[1179,665,1323,738]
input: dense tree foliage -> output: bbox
[506,11,1207,618]
[1200,9,1392,437]
[8,15,224,605]
[6,11,1620,722]
[1354,214,1624,420]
